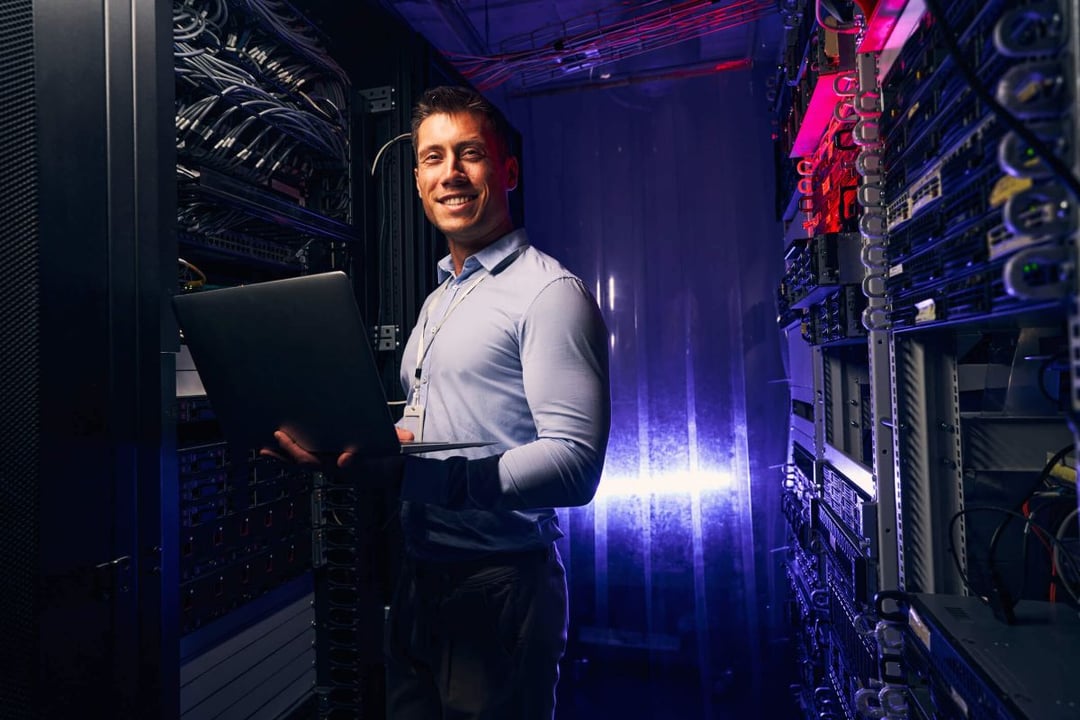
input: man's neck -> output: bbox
[447,223,514,275]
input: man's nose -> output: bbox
[440,157,467,183]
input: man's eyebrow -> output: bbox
[417,137,488,157]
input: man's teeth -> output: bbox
[443,196,474,206]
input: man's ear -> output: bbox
[414,167,421,197]
[505,156,519,192]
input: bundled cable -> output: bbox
[174,0,349,199]
[233,0,348,84]
[448,0,775,90]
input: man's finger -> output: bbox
[396,427,415,442]
[337,451,356,469]
[259,447,288,463]
[274,430,320,466]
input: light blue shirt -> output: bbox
[398,229,611,560]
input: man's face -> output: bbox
[414,111,518,249]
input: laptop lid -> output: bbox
[172,271,487,456]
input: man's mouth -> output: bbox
[440,194,477,207]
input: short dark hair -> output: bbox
[411,85,512,159]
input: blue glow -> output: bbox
[594,468,735,498]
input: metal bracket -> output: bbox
[373,324,400,351]
[94,555,133,600]
[311,529,326,569]
[310,471,327,567]
[311,488,325,524]
[358,86,396,114]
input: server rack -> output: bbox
[2,1,510,718]
[172,0,355,716]
[774,1,1079,718]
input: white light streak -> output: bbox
[594,469,734,499]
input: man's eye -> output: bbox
[423,154,441,163]
[461,149,482,159]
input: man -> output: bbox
[269,85,610,718]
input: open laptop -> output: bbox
[172,271,491,456]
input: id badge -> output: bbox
[400,403,425,441]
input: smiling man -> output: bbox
[386,86,612,719]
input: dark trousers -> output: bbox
[385,544,568,719]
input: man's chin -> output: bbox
[437,222,484,242]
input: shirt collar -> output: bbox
[437,228,529,284]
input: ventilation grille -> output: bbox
[0,1,40,715]
[822,352,834,446]
[896,342,932,592]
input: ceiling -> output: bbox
[379,0,785,96]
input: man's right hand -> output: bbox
[259,429,333,468]
[259,427,414,479]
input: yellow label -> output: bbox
[908,606,931,651]
[1016,78,1041,104]
[915,298,937,323]
[989,175,1034,207]
[825,30,839,58]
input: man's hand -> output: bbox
[259,430,326,467]
[259,428,414,483]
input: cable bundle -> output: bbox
[449,0,775,90]
[173,0,349,194]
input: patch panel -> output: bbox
[781,232,864,310]
[821,463,876,548]
[802,285,867,345]
[819,503,875,607]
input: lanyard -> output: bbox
[411,272,488,401]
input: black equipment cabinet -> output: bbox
[0,1,518,718]
[2,0,177,717]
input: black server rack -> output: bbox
[1,1,516,718]
[2,0,176,716]
[774,1,1079,718]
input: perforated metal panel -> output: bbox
[894,338,932,592]
[0,1,39,714]
[893,335,965,595]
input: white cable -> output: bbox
[371,133,412,176]
[815,0,862,35]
